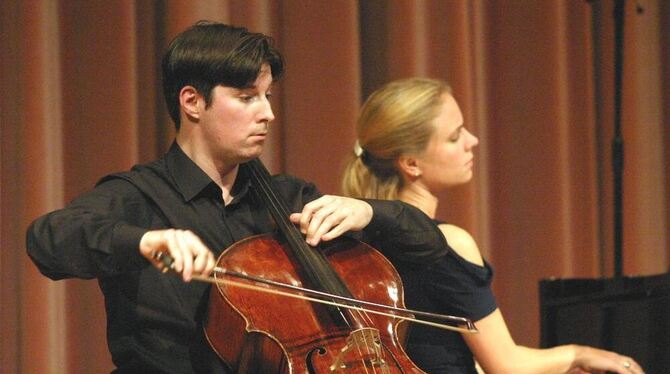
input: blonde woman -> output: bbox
[341,78,643,374]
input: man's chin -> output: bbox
[240,148,264,162]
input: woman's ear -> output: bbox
[179,86,201,121]
[396,154,422,178]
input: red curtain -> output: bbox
[2,1,668,371]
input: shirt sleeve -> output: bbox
[361,199,449,265]
[269,176,446,265]
[422,253,498,321]
[26,178,151,280]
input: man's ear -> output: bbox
[396,154,422,178]
[179,86,201,121]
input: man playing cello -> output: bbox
[26,21,445,373]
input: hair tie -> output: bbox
[354,140,374,169]
[353,140,364,157]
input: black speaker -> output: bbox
[540,272,670,373]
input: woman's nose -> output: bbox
[465,129,479,149]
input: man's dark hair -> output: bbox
[161,21,284,130]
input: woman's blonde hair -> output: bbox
[342,78,452,199]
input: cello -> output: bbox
[191,158,474,373]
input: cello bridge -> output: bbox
[329,327,390,373]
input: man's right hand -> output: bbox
[139,229,216,282]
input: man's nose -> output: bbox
[260,97,275,123]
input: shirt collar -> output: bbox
[165,142,251,203]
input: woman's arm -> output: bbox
[465,309,642,374]
[443,226,643,374]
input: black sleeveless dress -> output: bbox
[396,222,497,374]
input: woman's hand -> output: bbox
[570,345,644,374]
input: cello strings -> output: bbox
[249,163,380,373]
[245,159,462,344]
[353,334,373,374]
[246,160,360,330]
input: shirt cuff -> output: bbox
[111,223,149,270]
[361,199,403,234]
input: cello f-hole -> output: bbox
[306,346,327,374]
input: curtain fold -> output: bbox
[2,0,668,371]
[483,0,601,342]
[279,0,360,191]
[19,1,70,373]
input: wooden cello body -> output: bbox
[204,234,421,373]
[203,159,424,373]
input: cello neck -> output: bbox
[241,159,355,300]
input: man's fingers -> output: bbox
[175,230,194,281]
[140,229,215,282]
[294,195,373,245]
[166,230,184,274]
[305,205,340,244]
[191,236,216,275]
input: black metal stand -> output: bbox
[612,0,625,278]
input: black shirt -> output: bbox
[396,221,498,374]
[26,142,446,373]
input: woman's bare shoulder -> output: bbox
[437,223,484,266]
